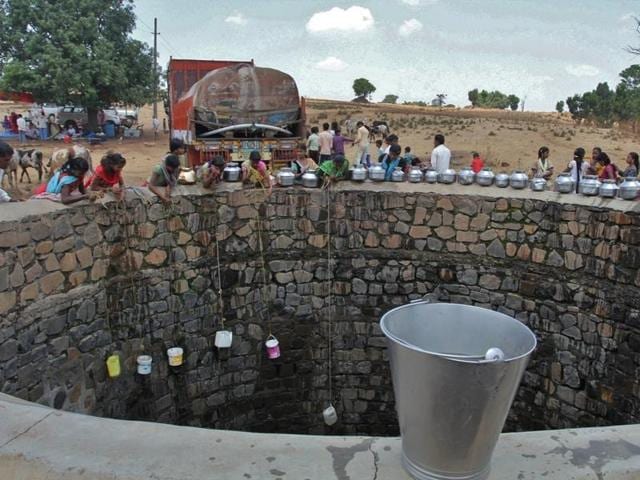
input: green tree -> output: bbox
[352,78,376,99]
[381,94,398,104]
[507,94,520,111]
[468,88,479,107]
[555,100,565,113]
[0,0,155,130]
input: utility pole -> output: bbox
[152,17,158,121]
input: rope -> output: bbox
[255,202,272,335]
[214,226,225,330]
[326,186,333,405]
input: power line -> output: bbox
[158,33,181,57]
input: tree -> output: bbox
[555,100,565,114]
[352,78,376,99]
[507,94,520,111]
[468,88,479,107]
[0,0,155,130]
[435,93,447,107]
[381,94,398,104]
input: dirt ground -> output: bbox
[2,99,638,200]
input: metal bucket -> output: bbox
[380,302,536,480]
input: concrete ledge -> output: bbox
[0,394,638,479]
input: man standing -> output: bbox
[318,122,333,164]
[36,110,48,140]
[0,141,16,202]
[430,134,451,174]
[97,109,106,132]
[354,121,370,166]
[16,114,27,143]
[306,126,320,163]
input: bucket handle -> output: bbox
[392,336,506,363]
[266,334,277,342]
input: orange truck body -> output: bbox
[167,58,306,168]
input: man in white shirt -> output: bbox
[354,121,370,166]
[16,115,27,143]
[318,122,333,164]
[430,134,451,173]
[0,141,15,202]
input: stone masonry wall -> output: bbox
[1,185,639,435]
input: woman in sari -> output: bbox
[147,154,181,203]
[290,145,318,181]
[597,152,618,181]
[33,156,91,204]
[85,151,126,199]
[317,154,348,188]
[241,150,272,193]
[380,144,409,181]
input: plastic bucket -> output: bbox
[104,122,115,138]
[106,354,121,378]
[137,355,152,375]
[265,335,280,359]
[167,347,184,366]
[323,404,338,426]
[380,302,536,480]
[215,330,233,348]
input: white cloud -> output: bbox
[565,64,600,77]
[306,6,374,33]
[225,12,247,26]
[399,18,423,37]
[315,56,348,72]
[400,0,438,5]
[620,12,636,22]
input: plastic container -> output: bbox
[215,330,233,348]
[265,335,281,359]
[380,302,536,480]
[104,122,116,138]
[106,354,121,378]
[323,404,338,426]
[167,347,184,366]
[137,355,152,375]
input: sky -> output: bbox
[131,0,640,111]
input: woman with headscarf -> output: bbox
[147,154,181,203]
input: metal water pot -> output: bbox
[408,166,423,183]
[555,173,574,193]
[599,179,618,198]
[392,167,405,182]
[276,167,295,187]
[619,177,640,200]
[223,163,241,182]
[351,164,367,182]
[438,169,456,184]
[368,164,386,182]
[495,172,510,188]
[580,175,600,196]
[530,177,547,192]
[302,170,319,188]
[476,168,495,186]
[458,167,475,185]
[509,170,529,189]
[424,169,439,184]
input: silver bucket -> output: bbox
[380,302,536,480]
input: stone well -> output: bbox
[1,182,639,438]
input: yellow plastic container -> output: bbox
[106,354,121,378]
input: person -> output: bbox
[404,146,417,166]
[330,121,339,136]
[317,153,348,187]
[25,121,39,140]
[331,128,353,158]
[201,155,225,189]
[16,114,27,143]
[375,139,385,159]
[241,150,272,193]
[589,147,603,175]
[354,121,370,166]
[2,116,10,133]
[621,152,639,178]
[36,110,48,140]
[148,154,181,203]
[318,123,333,164]
[382,134,399,155]
[532,146,553,179]
[470,151,484,173]
[0,141,16,203]
[566,147,589,193]
[48,113,59,138]
[152,117,160,139]
[306,126,320,163]
[380,144,409,180]
[430,134,451,174]
[9,112,18,134]
[97,109,106,132]
[33,156,92,204]
[597,152,617,181]
[168,138,186,167]
[290,145,318,180]
[85,151,126,199]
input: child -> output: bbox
[470,152,484,173]
[85,151,126,199]
[33,156,92,204]
[202,156,226,189]
[148,154,181,203]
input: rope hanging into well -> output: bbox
[326,186,334,405]
[214,226,225,330]
[255,200,273,335]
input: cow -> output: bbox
[17,149,44,184]
[342,119,356,136]
[368,121,390,142]
[46,145,93,180]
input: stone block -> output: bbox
[20,282,39,303]
[0,291,16,314]
[409,226,431,239]
[436,197,454,211]
[145,249,167,266]
[10,264,25,288]
[40,271,65,295]
[470,214,490,231]
[90,259,109,281]
[487,239,506,258]
[434,226,455,240]
[69,271,88,287]
[60,253,77,272]
[83,223,103,246]
[35,241,53,255]
[532,248,546,264]
[457,231,478,243]
[479,274,501,290]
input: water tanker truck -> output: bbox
[167,58,306,168]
